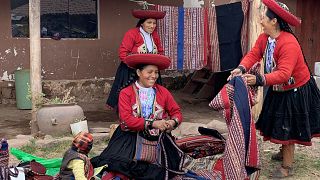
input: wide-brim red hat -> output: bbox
[263,0,301,26]
[124,54,171,70]
[132,9,166,19]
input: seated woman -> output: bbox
[91,54,185,179]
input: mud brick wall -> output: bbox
[43,72,190,104]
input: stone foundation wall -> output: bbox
[0,81,16,104]
[0,71,190,105]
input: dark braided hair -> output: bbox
[266,5,312,75]
[136,19,147,27]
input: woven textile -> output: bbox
[0,139,8,167]
[156,5,179,70]
[156,6,207,70]
[209,76,260,180]
[173,169,222,180]
[176,135,225,159]
[134,134,158,163]
[207,6,220,72]
[208,1,250,71]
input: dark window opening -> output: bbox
[11,0,98,39]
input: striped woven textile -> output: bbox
[207,6,220,72]
[209,76,260,180]
[175,135,225,159]
[134,134,158,163]
[0,139,8,167]
[173,169,222,180]
[156,5,179,70]
[156,5,207,70]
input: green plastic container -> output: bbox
[15,69,32,109]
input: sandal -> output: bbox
[272,166,293,179]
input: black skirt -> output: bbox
[256,77,320,146]
[106,62,162,110]
[90,127,183,179]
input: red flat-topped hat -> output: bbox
[263,0,301,26]
[124,54,171,70]
[132,9,166,19]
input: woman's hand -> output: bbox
[227,68,243,81]
[242,74,256,86]
[165,120,177,133]
[152,120,169,132]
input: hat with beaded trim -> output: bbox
[263,0,301,26]
[124,53,171,70]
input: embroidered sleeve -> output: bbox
[238,65,247,74]
[119,29,136,61]
[118,89,145,131]
[164,88,183,125]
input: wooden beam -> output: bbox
[248,0,265,120]
[29,0,42,134]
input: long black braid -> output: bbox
[266,7,313,75]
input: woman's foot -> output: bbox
[272,166,293,179]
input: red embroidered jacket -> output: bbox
[240,31,310,90]
[118,84,182,131]
[118,27,164,61]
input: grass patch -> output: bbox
[19,139,71,159]
[259,151,320,179]
[18,137,109,160]
[19,139,38,154]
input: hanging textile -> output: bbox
[207,6,220,72]
[157,1,250,71]
[156,5,179,70]
[209,76,260,180]
[207,1,250,71]
[215,2,244,71]
[156,6,207,70]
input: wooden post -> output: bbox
[248,0,265,120]
[29,0,42,134]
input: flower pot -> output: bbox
[70,120,89,136]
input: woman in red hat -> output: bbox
[105,9,166,111]
[92,54,185,179]
[228,0,320,178]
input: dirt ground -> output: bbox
[0,91,222,139]
[1,91,320,179]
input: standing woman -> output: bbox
[229,0,320,178]
[106,9,166,110]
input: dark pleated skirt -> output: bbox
[106,62,162,110]
[256,77,320,146]
[90,127,182,180]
